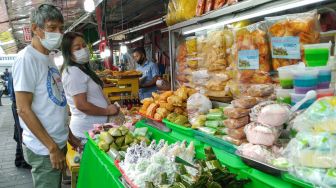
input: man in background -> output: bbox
[8,72,31,169]
[133,47,159,100]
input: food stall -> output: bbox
[75,0,336,188]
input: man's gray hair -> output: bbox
[31,4,64,28]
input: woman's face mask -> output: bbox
[73,47,90,64]
[39,31,63,51]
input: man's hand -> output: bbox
[68,131,83,152]
[49,146,66,170]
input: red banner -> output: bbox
[22,26,31,42]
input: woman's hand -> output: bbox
[106,104,119,115]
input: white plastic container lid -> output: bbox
[276,88,294,97]
[317,88,334,94]
[278,63,305,78]
[293,69,319,78]
[303,42,332,50]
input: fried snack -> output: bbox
[174,107,184,114]
[152,92,160,101]
[159,91,174,101]
[156,107,169,118]
[187,88,197,97]
[159,102,175,111]
[167,95,183,106]
[175,86,189,100]
[154,113,163,120]
[146,103,159,117]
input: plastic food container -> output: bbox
[304,42,331,67]
[277,63,305,89]
[294,86,317,94]
[290,93,316,110]
[276,89,293,104]
[317,82,331,89]
[293,69,318,87]
[316,88,335,99]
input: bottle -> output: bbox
[136,93,141,106]
[125,93,132,110]
[132,94,138,107]
[121,93,126,108]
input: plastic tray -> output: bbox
[114,160,138,188]
[236,151,287,176]
[138,112,162,122]
[163,119,194,137]
[193,130,237,155]
[211,147,249,174]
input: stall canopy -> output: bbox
[2,0,168,52]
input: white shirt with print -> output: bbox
[62,66,108,139]
[13,45,69,155]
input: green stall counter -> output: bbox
[77,135,124,188]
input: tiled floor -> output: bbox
[0,97,71,188]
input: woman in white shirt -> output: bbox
[60,32,118,140]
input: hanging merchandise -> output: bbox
[265,10,321,70]
[166,0,198,26]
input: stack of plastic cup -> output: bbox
[293,69,318,94]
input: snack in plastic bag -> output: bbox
[227,0,238,5]
[206,112,224,120]
[179,0,197,21]
[186,36,197,56]
[205,120,224,128]
[166,0,177,26]
[205,0,214,13]
[285,132,336,168]
[196,0,206,16]
[227,126,245,139]
[250,100,277,122]
[222,135,246,146]
[266,10,321,70]
[246,84,274,97]
[223,106,250,119]
[289,167,336,188]
[238,143,274,162]
[214,0,226,10]
[235,22,272,84]
[257,104,290,127]
[244,122,281,146]
[224,116,249,129]
[187,93,212,127]
[231,96,258,109]
[291,97,336,133]
[198,126,217,135]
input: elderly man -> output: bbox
[12,4,81,188]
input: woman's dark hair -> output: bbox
[133,47,146,57]
[60,32,103,88]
